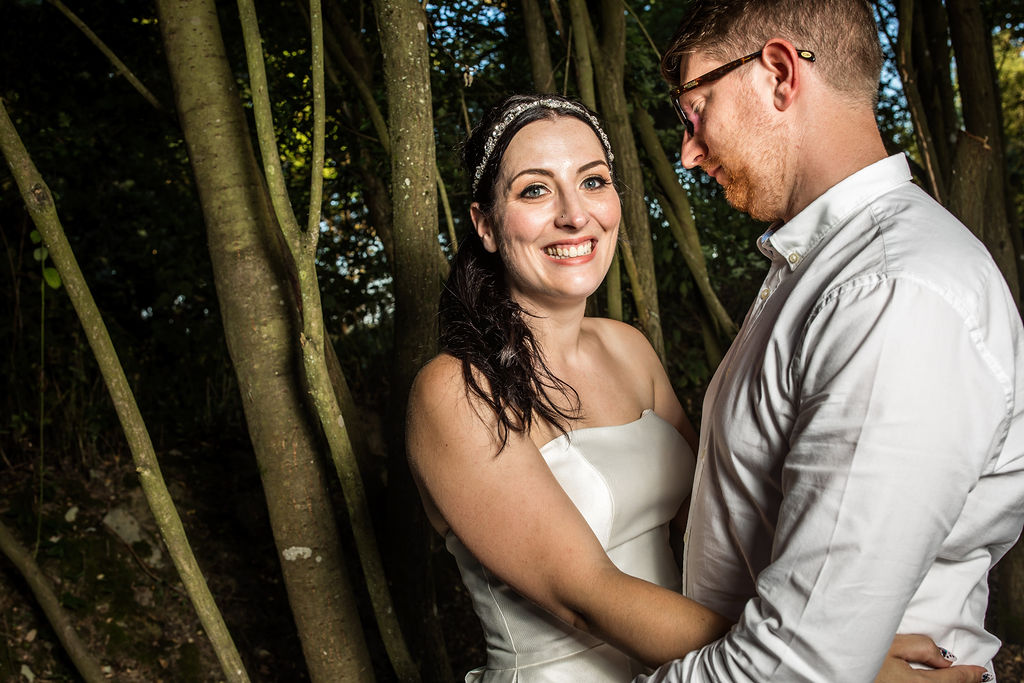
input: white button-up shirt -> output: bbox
[643,155,1024,682]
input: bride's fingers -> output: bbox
[876,653,990,683]
[911,666,992,682]
[888,634,956,669]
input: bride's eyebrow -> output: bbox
[506,168,554,186]
[578,160,609,173]
[504,160,609,190]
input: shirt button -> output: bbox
[760,287,770,300]
[788,252,800,264]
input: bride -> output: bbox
[406,94,983,682]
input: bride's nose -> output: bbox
[555,192,587,229]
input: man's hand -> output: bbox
[875,634,992,682]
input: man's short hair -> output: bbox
[661,0,884,105]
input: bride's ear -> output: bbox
[471,203,499,253]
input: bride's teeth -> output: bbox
[546,241,593,258]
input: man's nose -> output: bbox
[680,133,706,169]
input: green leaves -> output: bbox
[30,230,62,289]
[43,267,62,290]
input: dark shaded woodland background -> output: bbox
[1,0,1023,680]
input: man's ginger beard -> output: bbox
[705,84,788,224]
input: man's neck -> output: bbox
[781,104,889,223]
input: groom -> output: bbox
[644,1,1024,681]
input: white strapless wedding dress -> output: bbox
[447,409,696,682]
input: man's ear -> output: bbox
[470,203,499,253]
[760,39,802,111]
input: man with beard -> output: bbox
[641,1,1024,681]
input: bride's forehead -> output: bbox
[503,117,602,156]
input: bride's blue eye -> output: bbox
[521,184,547,198]
[582,176,609,190]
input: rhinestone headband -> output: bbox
[471,99,615,195]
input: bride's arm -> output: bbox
[596,326,990,683]
[406,354,731,667]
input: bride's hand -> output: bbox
[875,634,991,682]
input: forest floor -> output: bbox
[0,444,1022,681]
[0,436,486,682]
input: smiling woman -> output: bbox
[403,94,724,681]
[471,115,619,317]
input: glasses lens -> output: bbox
[671,91,693,137]
[675,99,694,138]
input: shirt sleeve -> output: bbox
[641,274,1012,682]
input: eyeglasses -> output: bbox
[670,49,815,137]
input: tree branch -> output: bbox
[0,97,249,683]
[45,0,167,114]
[0,519,106,683]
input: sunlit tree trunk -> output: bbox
[156,1,373,678]
[947,0,1020,304]
[943,0,1024,642]
[522,0,556,93]
[372,0,451,678]
[896,0,1024,641]
[897,0,1021,303]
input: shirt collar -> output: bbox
[756,154,913,270]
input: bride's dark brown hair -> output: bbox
[439,94,615,452]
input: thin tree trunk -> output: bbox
[372,0,451,678]
[564,0,622,320]
[896,0,945,202]
[567,0,595,109]
[947,0,1020,305]
[0,99,249,682]
[586,0,666,360]
[314,0,449,279]
[236,0,418,676]
[45,0,167,114]
[634,106,736,340]
[522,0,556,92]
[916,0,957,187]
[156,1,373,679]
[606,249,623,321]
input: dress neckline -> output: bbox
[539,408,657,452]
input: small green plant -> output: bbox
[30,229,60,558]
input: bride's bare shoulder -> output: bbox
[584,317,660,360]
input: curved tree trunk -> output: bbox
[372,0,451,678]
[156,1,373,679]
[0,101,247,682]
[0,519,105,682]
